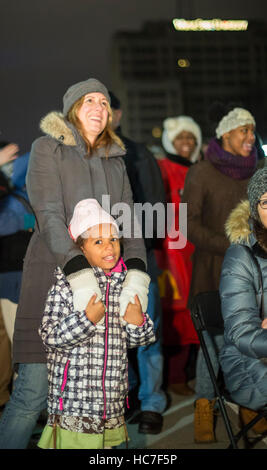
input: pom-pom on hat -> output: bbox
[247,167,267,219]
[216,107,255,139]
[63,78,110,116]
[69,199,118,242]
[161,115,202,162]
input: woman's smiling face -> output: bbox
[172,131,196,159]
[222,124,255,158]
[77,92,109,144]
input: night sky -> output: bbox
[1,0,267,152]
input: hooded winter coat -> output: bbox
[219,200,267,410]
[13,112,146,365]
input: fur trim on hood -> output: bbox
[226,199,267,253]
[39,112,125,158]
[225,200,251,244]
[40,112,76,146]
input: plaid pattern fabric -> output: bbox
[39,266,155,420]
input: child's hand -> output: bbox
[85,294,105,325]
[262,318,267,329]
[123,295,144,326]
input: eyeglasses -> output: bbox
[258,199,267,209]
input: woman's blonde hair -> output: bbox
[67,96,125,157]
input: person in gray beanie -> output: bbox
[62,78,110,117]
[247,166,267,220]
[0,77,151,449]
[219,163,267,436]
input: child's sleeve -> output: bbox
[39,283,96,352]
[125,313,156,349]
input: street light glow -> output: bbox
[177,58,190,67]
[152,127,162,138]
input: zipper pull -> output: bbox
[126,396,130,409]
[59,397,63,411]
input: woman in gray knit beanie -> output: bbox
[0,77,150,449]
[62,78,123,156]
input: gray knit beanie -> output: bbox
[247,167,267,219]
[63,78,110,116]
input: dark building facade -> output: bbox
[111,20,267,145]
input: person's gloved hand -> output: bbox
[67,269,102,312]
[119,269,150,317]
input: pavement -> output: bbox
[123,385,267,451]
[27,380,267,451]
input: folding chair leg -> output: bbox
[199,335,238,449]
[230,410,267,448]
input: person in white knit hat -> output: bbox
[161,115,202,163]
[182,105,260,443]
[37,198,155,449]
[154,116,202,398]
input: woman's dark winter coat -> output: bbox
[13,112,146,365]
[182,160,250,300]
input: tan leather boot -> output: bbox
[239,406,267,434]
[194,398,216,443]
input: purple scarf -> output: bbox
[205,138,257,180]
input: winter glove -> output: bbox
[67,268,102,312]
[120,269,150,317]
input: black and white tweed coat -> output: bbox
[39,265,155,420]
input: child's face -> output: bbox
[81,223,120,273]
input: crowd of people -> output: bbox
[0,76,267,449]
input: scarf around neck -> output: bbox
[205,137,257,180]
[166,152,192,167]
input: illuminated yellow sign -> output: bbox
[173,18,248,31]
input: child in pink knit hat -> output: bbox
[38,199,155,449]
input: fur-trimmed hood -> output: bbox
[225,200,252,244]
[226,199,267,255]
[39,111,125,158]
[40,112,77,146]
